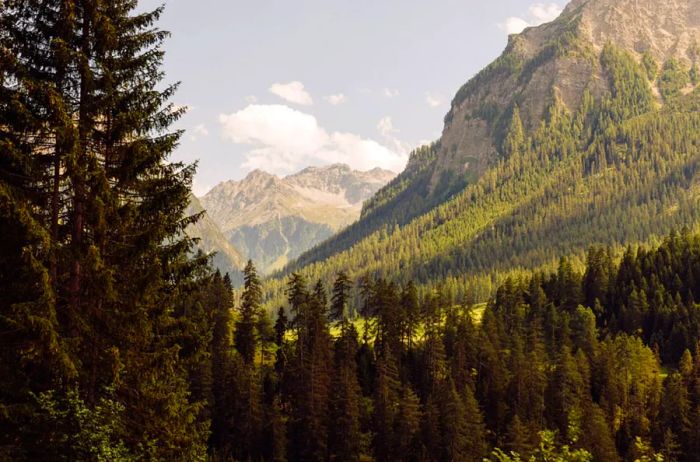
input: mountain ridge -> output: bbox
[290,0,700,272]
[199,164,395,273]
[268,0,700,308]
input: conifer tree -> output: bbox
[437,379,472,462]
[506,415,534,457]
[328,323,362,461]
[230,354,263,461]
[210,272,236,455]
[236,260,262,364]
[2,0,208,457]
[394,385,422,461]
[372,348,401,462]
[331,271,353,322]
[401,281,420,350]
[275,306,289,346]
[286,275,332,462]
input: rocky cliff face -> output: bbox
[434,0,700,198]
[568,0,700,59]
[199,164,395,273]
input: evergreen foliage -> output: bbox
[212,231,700,460]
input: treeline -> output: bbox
[217,231,700,461]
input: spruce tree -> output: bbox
[328,322,362,461]
[372,348,401,462]
[236,260,262,365]
[2,0,208,457]
[286,274,332,462]
[394,385,422,461]
[274,306,289,346]
[210,272,236,455]
[0,0,78,454]
[331,271,353,322]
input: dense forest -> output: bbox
[192,230,700,462]
[6,0,700,461]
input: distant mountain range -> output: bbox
[196,164,395,274]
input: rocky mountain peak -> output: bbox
[198,164,395,273]
[433,0,700,203]
[565,0,700,62]
[243,169,279,187]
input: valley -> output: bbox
[6,0,700,460]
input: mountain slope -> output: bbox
[200,164,394,273]
[268,0,700,306]
[186,195,244,280]
[295,0,700,269]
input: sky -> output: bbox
[139,0,565,195]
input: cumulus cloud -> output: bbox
[500,2,563,35]
[425,93,444,108]
[219,104,407,174]
[188,123,210,142]
[530,3,563,22]
[269,81,313,105]
[325,93,347,105]
[193,124,209,137]
[377,116,413,155]
[383,88,400,98]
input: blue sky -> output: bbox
[140,0,565,195]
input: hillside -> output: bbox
[199,164,394,273]
[272,0,700,306]
[185,195,244,280]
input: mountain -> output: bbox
[270,0,700,306]
[186,195,244,280]
[199,164,395,273]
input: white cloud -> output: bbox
[425,93,444,108]
[383,88,400,98]
[501,17,531,35]
[377,116,413,155]
[325,93,347,105]
[500,2,563,35]
[193,124,209,137]
[188,123,210,142]
[219,104,407,174]
[377,116,397,138]
[269,81,313,106]
[530,3,563,23]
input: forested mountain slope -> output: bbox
[272,0,700,306]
